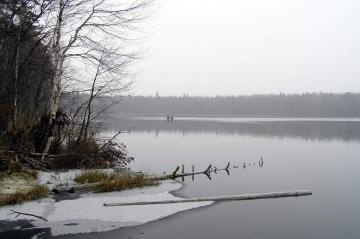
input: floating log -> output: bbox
[104,190,312,206]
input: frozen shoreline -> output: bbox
[0,179,213,236]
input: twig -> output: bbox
[172,166,180,178]
[18,155,48,172]
[10,209,48,222]
[98,127,134,152]
[225,162,230,171]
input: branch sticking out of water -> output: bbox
[159,157,264,181]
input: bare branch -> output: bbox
[10,209,48,222]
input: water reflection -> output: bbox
[106,117,360,142]
[33,117,360,239]
[99,117,360,239]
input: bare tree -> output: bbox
[42,0,152,154]
[76,55,133,143]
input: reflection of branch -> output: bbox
[10,209,48,222]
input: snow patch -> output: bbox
[38,170,82,187]
[0,180,212,236]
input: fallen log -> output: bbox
[157,163,230,180]
[103,190,312,207]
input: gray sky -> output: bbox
[132,0,360,96]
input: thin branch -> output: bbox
[10,210,48,222]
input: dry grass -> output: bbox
[11,168,38,180]
[74,170,108,184]
[67,137,99,155]
[0,184,49,206]
[74,170,157,193]
[0,168,38,182]
[94,173,157,193]
[0,168,41,204]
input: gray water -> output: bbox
[74,117,360,239]
[4,117,360,239]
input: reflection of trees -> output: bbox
[106,118,360,142]
[113,93,360,118]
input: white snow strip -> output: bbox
[0,180,212,236]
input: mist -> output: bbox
[134,0,360,96]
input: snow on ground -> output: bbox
[0,180,213,236]
[37,170,82,188]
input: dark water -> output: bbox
[80,117,360,239]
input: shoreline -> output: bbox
[0,174,213,237]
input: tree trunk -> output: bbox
[78,63,100,142]
[49,0,64,123]
[12,6,23,131]
[43,0,64,155]
[13,43,20,130]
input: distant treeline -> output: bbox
[106,118,360,142]
[113,93,360,117]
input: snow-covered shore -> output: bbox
[0,179,213,236]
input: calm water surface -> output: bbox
[68,117,360,239]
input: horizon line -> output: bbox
[123,91,360,98]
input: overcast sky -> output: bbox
[131,0,360,96]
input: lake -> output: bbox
[3,117,359,239]
[69,116,360,239]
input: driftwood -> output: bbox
[52,164,219,193]
[103,190,312,207]
[53,161,257,193]
[158,163,231,180]
[2,149,60,171]
[10,209,48,222]
[18,154,48,172]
